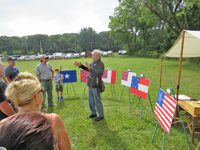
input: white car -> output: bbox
[80,52,85,57]
[17,56,26,61]
[24,56,32,61]
[73,53,80,58]
[52,52,64,59]
[103,52,109,57]
[65,53,73,59]
[108,50,113,56]
[121,50,127,55]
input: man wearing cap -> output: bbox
[36,55,55,112]
[4,56,20,82]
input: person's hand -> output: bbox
[74,61,81,67]
[51,77,54,81]
[85,62,91,70]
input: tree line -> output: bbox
[0,27,123,56]
[109,0,200,58]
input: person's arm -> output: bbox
[0,100,16,116]
[54,114,71,150]
[74,61,89,71]
[37,74,40,81]
[1,74,9,84]
[51,71,54,81]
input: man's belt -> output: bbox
[40,79,51,82]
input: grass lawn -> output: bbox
[2,54,200,150]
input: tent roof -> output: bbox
[163,30,200,58]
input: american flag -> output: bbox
[154,89,177,134]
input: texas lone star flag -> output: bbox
[61,70,77,83]
[102,70,116,84]
[80,70,90,82]
[154,89,177,134]
[130,76,150,99]
[121,71,136,87]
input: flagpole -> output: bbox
[175,30,185,127]
[160,56,163,88]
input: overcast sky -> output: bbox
[0,0,119,37]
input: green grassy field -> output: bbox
[2,55,200,150]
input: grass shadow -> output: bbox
[89,120,128,149]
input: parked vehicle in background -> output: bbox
[17,56,26,61]
[11,55,21,59]
[108,50,113,56]
[73,53,80,58]
[80,52,85,57]
[118,50,122,54]
[29,55,35,60]
[24,55,32,61]
[35,54,43,60]
[0,54,4,61]
[103,52,109,57]
[85,51,91,58]
[121,50,127,55]
[65,53,74,59]
[52,52,64,59]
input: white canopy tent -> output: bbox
[160,30,200,100]
[163,30,200,58]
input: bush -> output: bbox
[13,50,22,55]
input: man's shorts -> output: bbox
[56,85,63,92]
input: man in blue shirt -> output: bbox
[4,57,20,82]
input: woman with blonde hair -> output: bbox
[5,72,71,150]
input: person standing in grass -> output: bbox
[4,56,20,82]
[74,49,104,121]
[36,55,56,112]
[54,68,64,101]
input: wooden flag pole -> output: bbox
[175,30,185,127]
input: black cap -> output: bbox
[7,56,16,61]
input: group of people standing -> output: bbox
[0,49,105,149]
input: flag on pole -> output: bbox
[154,89,177,134]
[130,76,150,99]
[102,70,116,84]
[121,71,136,87]
[80,70,90,82]
[61,70,77,83]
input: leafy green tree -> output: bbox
[13,50,22,55]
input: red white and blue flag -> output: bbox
[130,76,150,99]
[80,70,90,82]
[121,71,136,87]
[102,70,116,84]
[61,70,77,83]
[154,89,177,134]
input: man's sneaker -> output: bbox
[60,96,64,100]
[57,97,60,101]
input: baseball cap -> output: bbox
[41,55,49,59]
[7,56,16,61]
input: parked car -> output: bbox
[65,53,74,59]
[108,50,113,56]
[103,52,109,57]
[85,51,91,58]
[24,55,32,61]
[11,55,21,59]
[121,50,127,55]
[52,52,64,59]
[29,55,35,60]
[80,52,85,57]
[118,50,123,54]
[73,53,80,58]
[17,56,26,61]
[35,54,43,60]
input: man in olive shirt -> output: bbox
[36,55,56,112]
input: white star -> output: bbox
[65,73,70,79]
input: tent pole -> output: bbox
[160,56,163,88]
[174,30,185,127]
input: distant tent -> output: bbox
[163,30,200,58]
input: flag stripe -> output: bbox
[139,78,150,86]
[138,84,149,93]
[130,88,147,99]
[111,70,116,84]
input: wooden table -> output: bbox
[178,100,200,144]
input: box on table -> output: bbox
[185,101,200,115]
